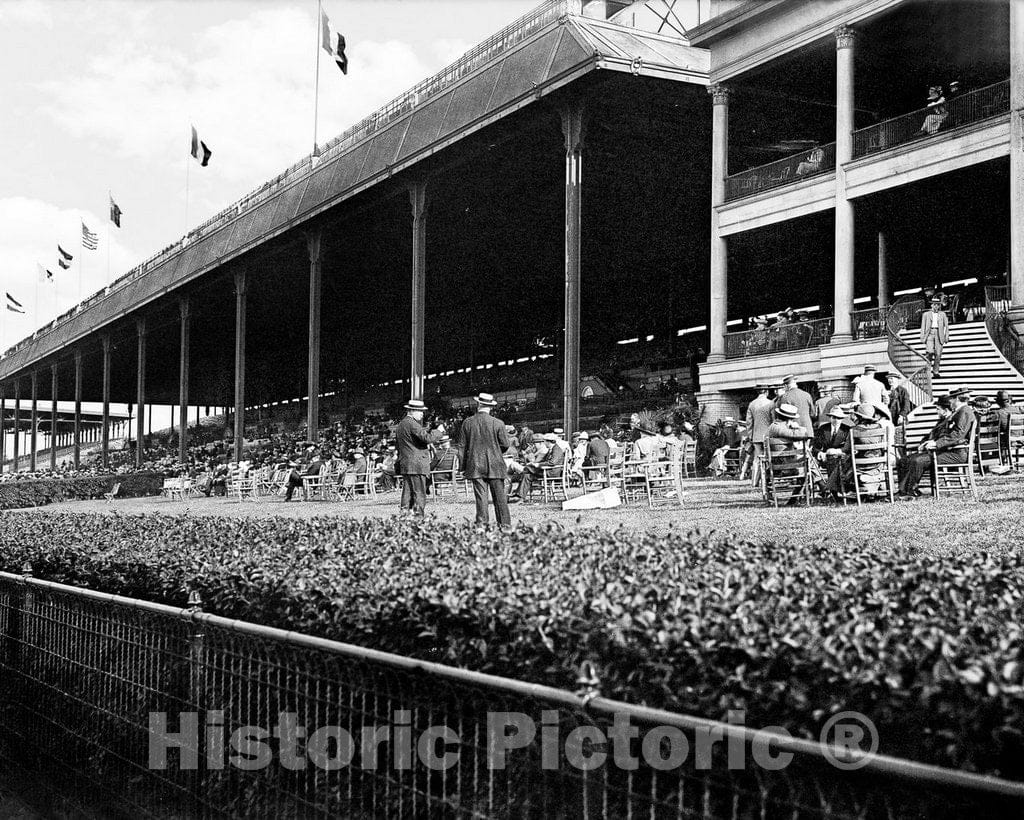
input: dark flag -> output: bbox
[5,292,25,313]
[110,195,122,227]
[82,221,99,250]
[58,258,70,269]
[57,245,73,261]
[190,125,212,166]
[321,10,348,74]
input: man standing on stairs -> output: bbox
[920,296,949,377]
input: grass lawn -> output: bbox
[15,473,1024,555]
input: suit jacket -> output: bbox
[584,437,610,466]
[395,416,442,475]
[930,405,976,451]
[745,396,775,443]
[888,386,915,424]
[456,412,510,479]
[813,423,848,455]
[920,310,949,345]
[776,388,815,435]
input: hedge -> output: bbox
[0,512,1021,779]
[0,472,164,510]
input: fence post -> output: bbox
[185,590,205,813]
[3,563,34,671]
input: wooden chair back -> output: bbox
[764,437,812,508]
[932,420,978,500]
[848,425,895,505]
[974,415,1001,475]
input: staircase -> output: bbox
[896,321,1024,444]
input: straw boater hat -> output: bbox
[853,403,878,422]
[553,427,565,436]
[543,433,558,442]
[827,406,847,420]
[863,365,877,374]
[931,296,943,304]
[775,403,799,420]
[475,392,496,407]
[578,431,590,439]
[404,399,427,411]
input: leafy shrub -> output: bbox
[0,473,164,510]
[0,513,1021,779]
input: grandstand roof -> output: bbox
[0,8,706,382]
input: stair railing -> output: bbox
[885,296,933,406]
[985,286,1024,377]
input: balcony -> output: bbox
[851,307,887,341]
[724,142,835,202]
[853,80,1009,159]
[723,316,834,359]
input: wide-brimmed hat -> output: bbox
[543,433,558,442]
[775,404,798,420]
[404,399,427,411]
[553,427,564,435]
[951,386,972,399]
[578,431,590,439]
[930,296,943,304]
[754,383,771,391]
[872,402,892,421]
[972,396,992,409]
[504,424,516,433]
[475,392,497,407]
[853,403,877,422]
[782,374,798,384]
[827,406,847,420]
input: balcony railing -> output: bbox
[851,306,887,340]
[724,142,835,201]
[985,286,1024,379]
[853,79,1009,159]
[723,316,833,359]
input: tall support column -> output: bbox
[50,365,58,471]
[707,84,731,362]
[409,181,428,401]
[1011,0,1024,303]
[233,270,248,464]
[833,25,858,342]
[73,350,82,470]
[12,379,20,471]
[29,370,38,472]
[561,100,585,438]
[306,229,323,437]
[101,334,111,469]
[135,318,147,469]
[877,231,890,310]
[179,297,191,465]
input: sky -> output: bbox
[0,0,541,354]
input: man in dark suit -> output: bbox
[897,389,975,498]
[511,433,564,502]
[456,392,511,527]
[284,447,323,502]
[395,399,445,515]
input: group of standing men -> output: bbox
[393,393,512,527]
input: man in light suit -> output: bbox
[744,384,774,487]
[456,392,512,527]
[920,296,949,377]
[395,399,445,516]
[775,374,815,434]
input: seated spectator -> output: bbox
[919,85,947,135]
[584,430,610,467]
[897,391,975,498]
[510,433,565,502]
[429,435,457,479]
[795,147,825,176]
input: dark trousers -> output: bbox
[400,474,428,515]
[898,450,965,494]
[284,471,303,501]
[471,478,510,527]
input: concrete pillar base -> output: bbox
[696,390,743,425]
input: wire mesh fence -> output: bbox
[2,572,1023,819]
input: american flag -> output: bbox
[82,221,99,250]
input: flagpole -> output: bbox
[78,228,83,304]
[184,136,191,236]
[313,0,322,156]
[107,190,112,285]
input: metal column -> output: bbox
[409,181,428,401]
[179,297,191,465]
[233,270,248,464]
[561,101,585,439]
[306,230,323,438]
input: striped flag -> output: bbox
[320,10,348,74]
[58,258,70,269]
[5,292,24,313]
[37,263,54,284]
[109,194,122,227]
[82,221,99,250]
[57,245,73,261]
[190,125,212,166]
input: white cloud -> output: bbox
[0,197,140,351]
[0,0,53,28]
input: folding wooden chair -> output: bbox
[764,438,813,508]
[931,421,977,500]
[643,450,684,509]
[681,440,697,479]
[103,482,121,504]
[974,416,1002,475]
[849,426,895,505]
[430,453,464,499]
[302,464,330,501]
[1006,413,1024,471]
[539,450,569,503]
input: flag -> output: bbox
[320,10,348,74]
[190,125,212,166]
[58,258,70,269]
[5,292,24,313]
[57,245,73,261]
[82,221,99,250]
[109,195,122,228]
[37,263,54,284]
